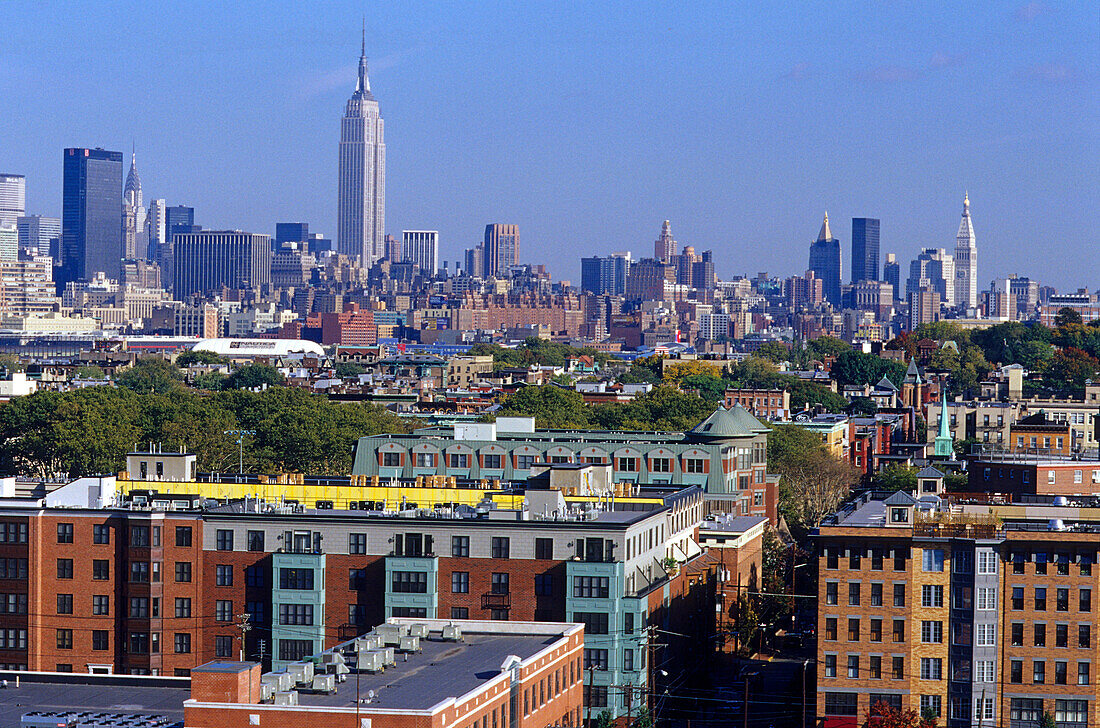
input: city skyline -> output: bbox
[0,3,1096,286]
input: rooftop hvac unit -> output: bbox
[408,623,429,638]
[261,672,293,692]
[308,674,336,694]
[329,662,350,681]
[357,650,384,673]
[441,623,463,642]
[355,634,382,651]
[398,635,420,653]
[376,623,406,646]
[321,651,345,666]
[286,661,314,685]
[376,646,396,666]
[260,683,275,702]
[273,691,299,706]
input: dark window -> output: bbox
[891,657,903,679]
[92,595,109,615]
[278,604,314,626]
[825,582,838,605]
[92,631,109,651]
[245,564,264,588]
[56,629,72,649]
[451,571,469,593]
[175,562,192,583]
[535,574,554,596]
[1080,624,1091,648]
[893,583,905,607]
[1055,661,1068,685]
[1058,587,1070,611]
[892,619,904,642]
[1012,622,1024,646]
[825,618,837,640]
[129,597,149,618]
[1057,623,1069,648]
[491,573,510,594]
[849,550,861,570]
[535,538,553,560]
[216,530,233,551]
[391,571,428,593]
[1012,586,1024,610]
[279,568,315,590]
[849,582,861,606]
[574,612,609,634]
[278,639,313,662]
[349,568,366,589]
[451,607,469,619]
[247,530,264,552]
[56,559,73,580]
[1010,698,1043,726]
[89,559,109,580]
[216,600,233,622]
[216,564,233,586]
[393,607,429,618]
[56,523,73,544]
[1035,587,1047,611]
[129,561,149,583]
[573,576,610,598]
[584,648,609,670]
[92,525,110,544]
[1035,623,1047,646]
[349,533,367,554]
[870,583,883,606]
[174,633,191,654]
[129,526,149,547]
[215,636,233,658]
[1081,588,1092,612]
[175,526,192,547]
[491,537,510,559]
[824,692,858,716]
[1011,659,1023,683]
[175,598,191,618]
[129,633,149,654]
[56,594,72,614]
[451,535,469,557]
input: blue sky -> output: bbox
[1,1,1096,288]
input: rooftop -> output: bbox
[0,672,188,728]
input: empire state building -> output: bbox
[338,29,385,266]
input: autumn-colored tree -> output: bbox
[662,360,722,385]
[863,701,936,728]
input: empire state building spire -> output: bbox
[355,19,372,98]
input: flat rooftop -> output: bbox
[0,673,188,728]
[298,631,561,711]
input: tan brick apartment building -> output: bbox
[815,490,1100,728]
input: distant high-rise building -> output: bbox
[402,230,439,274]
[172,230,272,298]
[122,150,146,260]
[464,244,484,278]
[60,147,123,288]
[0,174,25,228]
[164,205,195,241]
[906,248,955,307]
[0,224,16,261]
[337,27,385,267]
[581,252,630,296]
[0,256,58,314]
[954,193,978,309]
[275,222,310,246]
[17,215,60,256]
[383,233,401,262]
[882,253,900,301]
[807,212,842,306]
[145,199,166,261]
[483,224,519,277]
[850,217,880,283]
[654,220,676,263]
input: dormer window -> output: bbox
[891,507,909,523]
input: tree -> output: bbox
[176,350,227,367]
[863,701,935,728]
[0,354,25,373]
[874,466,917,493]
[619,355,663,384]
[768,424,861,531]
[117,360,183,394]
[831,351,906,389]
[679,373,727,402]
[593,711,614,728]
[592,387,713,432]
[334,362,368,379]
[498,385,589,429]
[662,360,721,385]
[73,365,106,379]
[847,397,878,416]
[944,472,969,491]
[191,372,227,391]
[806,335,851,360]
[1046,347,1100,393]
[1055,307,1084,327]
[224,364,285,390]
[751,342,790,364]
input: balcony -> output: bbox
[481,592,511,609]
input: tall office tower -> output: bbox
[692,250,716,289]
[337,27,385,266]
[275,222,310,247]
[0,174,25,227]
[383,233,401,262]
[122,150,147,260]
[483,224,519,277]
[464,244,484,277]
[17,215,60,256]
[954,192,978,309]
[906,248,955,306]
[0,257,58,314]
[654,219,676,263]
[145,199,166,260]
[580,252,631,295]
[164,205,195,240]
[0,224,16,261]
[850,217,880,283]
[402,230,439,274]
[882,253,901,301]
[172,230,272,298]
[807,212,842,306]
[60,147,124,289]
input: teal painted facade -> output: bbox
[384,555,439,618]
[271,551,326,671]
[566,560,649,719]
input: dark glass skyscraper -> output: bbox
[164,205,195,241]
[60,148,123,288]
[808,212,842,306]
[851,217,880,283]
[581,254,630,295]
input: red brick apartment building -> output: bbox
[815,489,1100,728]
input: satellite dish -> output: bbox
[368,689,375,700]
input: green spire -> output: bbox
[934,393,954,458]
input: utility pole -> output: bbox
[801,659,810,728]
[235,612,252,661]
[224,430,255,474]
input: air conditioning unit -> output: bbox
[273,691,299,706]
